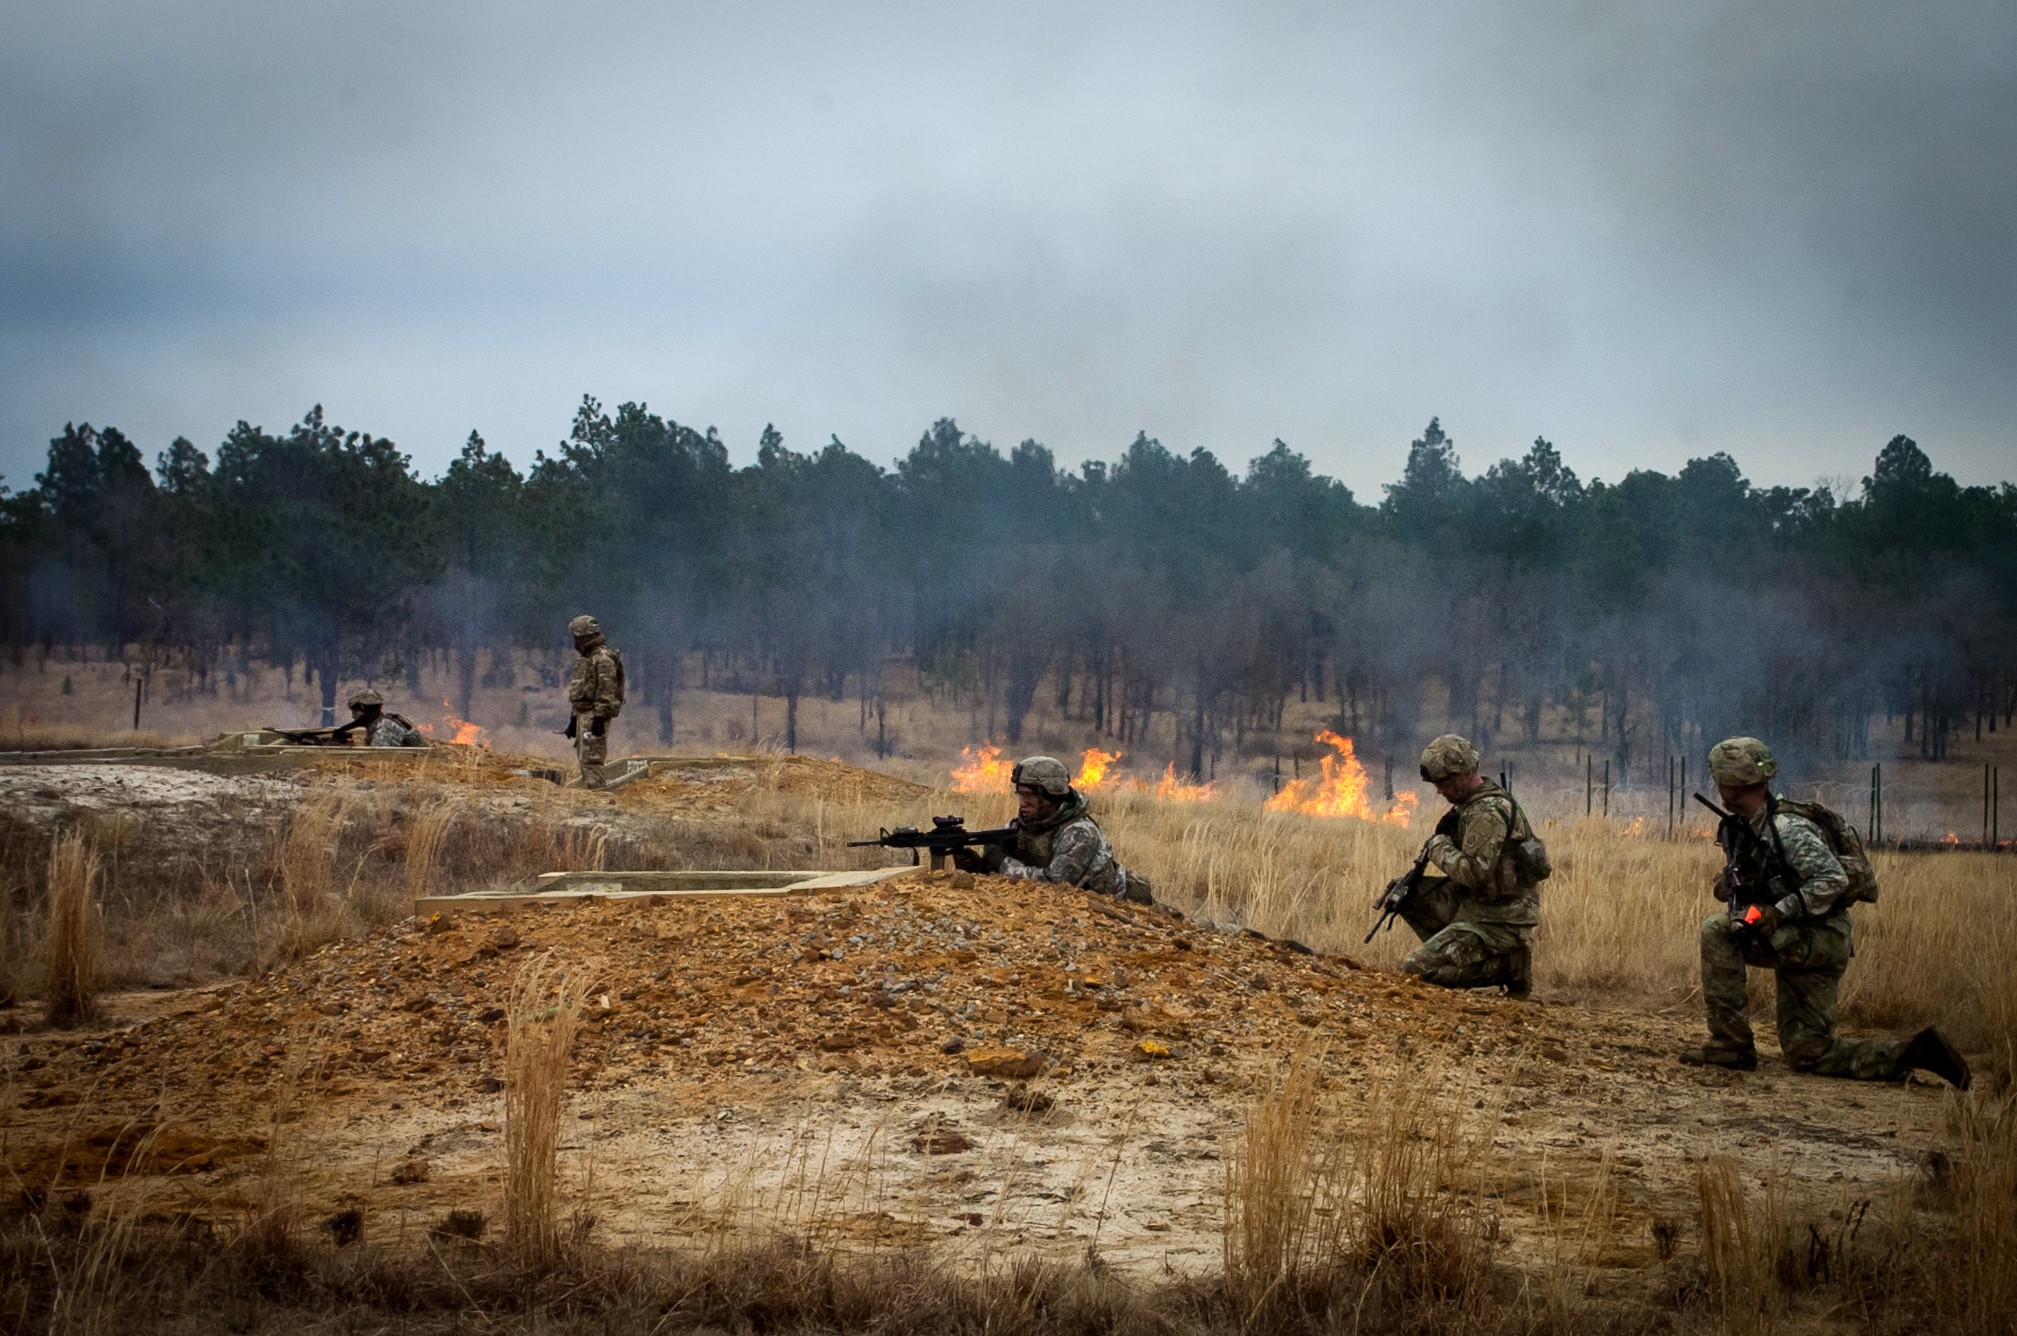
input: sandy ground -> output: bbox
[2,871,1955,1284]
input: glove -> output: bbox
[562,716,578,740]
[951,847,986,873]
[590,716,607,738]
[1740,903,1784,936]
[980,843,1007,873]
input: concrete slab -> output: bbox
[414,866,911,916]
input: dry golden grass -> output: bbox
[1223,1052,1494,1328]
[42,831,103,1028]
[505,951,591,1266]
[401,798,456,903]
[1943,1072,2017,1334]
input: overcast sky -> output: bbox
[2,1,2012,499]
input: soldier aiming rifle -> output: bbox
[268,688,425,747]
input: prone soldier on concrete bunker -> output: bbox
[1679,735,1970,1087]
[339,689,426,747]
[952,755,1153,904]
[1392,733,1543,997]
[563,615,625,789]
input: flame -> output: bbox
[440,700,490,748]
[1153,762,1216,804]
[1264,730,1415,824]
[1075,747,1122,789]
[950,742,1011,794]
[1942,831,1961,846]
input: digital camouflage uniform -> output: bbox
[566,616,625,789]
[1697,801,1907,1078]
[342,690,426,748]
[998,791,1137,899]
[1686,735,1967,1088]
[1402,781,1539,990]
[366,714,427,747]
[977,755,1148,902]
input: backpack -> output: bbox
[1454,787,1552,885]
[1771,798,1879,904]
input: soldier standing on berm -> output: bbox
[564,614,625,789]
[1681,736,1969,1086]
[1399,733,1540,996]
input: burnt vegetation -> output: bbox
[3,401,2014,773]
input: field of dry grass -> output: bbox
[4,706,2016,1333]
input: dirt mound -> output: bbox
[12,873,1515,1131]
[616,754,928,812]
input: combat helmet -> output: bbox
[1419,733,1480,782]
[568,614,602,638]
[1708,737,1777,787]
[1010,755,1073,798]
[346,688,384,709]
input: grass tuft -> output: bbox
[505,951,590,1267]
[42,832,103,1028]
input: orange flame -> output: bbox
[1942,831,1961,846]
[1265,730,1415,825]
[1075,747,1122,789]
[440,700,489,748]
[950,742,1011,794]
[1153,762,1217,804]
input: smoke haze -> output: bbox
[3,1,2012,492]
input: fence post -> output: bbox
[1667,755,1675,837]
[1863,762,1879,847]
[1585,755,1593,816]
[1603,758,1611,818]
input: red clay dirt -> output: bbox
[0,753,1960,1283]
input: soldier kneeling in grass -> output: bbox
[1680,735,1969,1087]
[1394,734,1543,997]
[954,755,1152,904]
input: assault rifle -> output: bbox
[1366,840,1435,943]
[1692,792,1801,945]
[264,720,372,746]
[848,815,1022,872]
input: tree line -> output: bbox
[4,398,2013,777]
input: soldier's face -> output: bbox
[1433,770,1482,804]
[1016,786,1048,821]
[1718,781,1767,818]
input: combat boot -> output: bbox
[1678,1046,1758,1072]
[1503,943,1532,999]
[1900,1027,1972,1089]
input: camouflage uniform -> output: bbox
[1401,780,1539,990]
[344,689,425,748]
[983,755,1148,902]
[1697,799,1907,1078]
[566,615,625,789]
[1686,735,1968,1087]
[998,792,1135,898]
[366,714,426,747]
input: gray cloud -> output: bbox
[2,0,2011,497]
